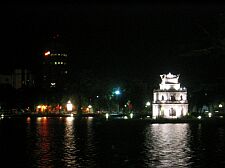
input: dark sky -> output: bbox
[1,2,225,85]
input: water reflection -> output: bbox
[63,117,97,167]
[144,124,191,168]
[85,117,97,167]
[63,116,77,167]
[2,118,225,168]
[35,117,53,168]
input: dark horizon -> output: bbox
[1,2,225,86]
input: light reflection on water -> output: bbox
[63,117,77,167]
[143,123,191,168]
[35,117,53,168]
[63,117,97,167]
[1,118,225,168]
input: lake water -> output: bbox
[0,117,225,168]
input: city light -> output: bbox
[208,113,212,118]
[124,116,128,119]
[146,101,151,106]
[36,105,47,112]
[130,113,134,119]
[66,100,73,112]
[115,90,121,95]
[44,51,50,56]
[1,114,4,119]
[105,113,109,119]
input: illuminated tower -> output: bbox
[41,36,69,90]
[152,72,188,119]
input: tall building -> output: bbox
[0,69,34,89]
[41,36,69,90]
[152,72,188,119]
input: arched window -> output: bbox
[171,95,175,101]
[169,108,176,116]
[162,95,164,100]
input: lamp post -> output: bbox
[145,101,151,107]
[219,104,223,113]
[114,89,121,113]
[145,101,151,117]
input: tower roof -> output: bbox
[160,72,179,84]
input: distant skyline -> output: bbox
[1,2,225,85]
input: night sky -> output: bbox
[1,2,225,87]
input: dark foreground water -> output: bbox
[0,117,225,168]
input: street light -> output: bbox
[145,101,151,107]
[114,89,121,113]
[115,90,121,95]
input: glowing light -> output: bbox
[208,113,212,118]
[67,100,73,112]
[197,116,201,119]
[115,90,120,95]
[146,101,151,106]
[66,116,74,122]
[70,113,73,117]
[124,116,128,119]
[105,113,109,119]
[130,113,133,119]
[219,104,223,108]
[44,51,50,56]
[27,117,31,122]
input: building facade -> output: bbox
[152,73,188,119]
[42,49,68,89]
[0,69,34,89]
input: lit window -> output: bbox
[58,62,60,64]
[50,83,56,88]
[61,62,63,64]
[44,51,50,56]
[55,62,57,65]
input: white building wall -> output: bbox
[152,73,188,119]
[153,103,188,119]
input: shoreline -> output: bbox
[1,113,225,124]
